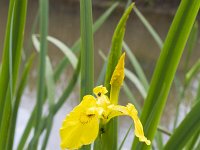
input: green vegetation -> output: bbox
[0,0,199,149]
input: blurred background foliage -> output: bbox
[0,0,199,149]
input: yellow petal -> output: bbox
[104,103,151,145]
[110,53,125,87]
[60,95,99,149]
[93,85,110,107]
[106,104,129,122]
[127,103,151,145]
[93,85,108,97]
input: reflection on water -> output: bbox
[0,0,199,149]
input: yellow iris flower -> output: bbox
[60,53,150,149]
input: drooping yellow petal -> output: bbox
[60,95,99,149]
[110,53,125,87]
[104,103,151,145]
[127,103,151,145]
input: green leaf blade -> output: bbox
[95,3,134,150]
[0,0,28,149]
[164,101,200,150]
[131,0,200,149]
[80,0,94,149]
[80,0,94,99]
[104,3,134,93]
[29,0,49,149]
[7,54,34,150]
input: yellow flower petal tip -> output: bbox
[59,95,99,149]
[126,103,150,145]
[93,85,108,97]
[139,137,151,145]
[145,139,151,145]
[110,52,125,86]
[93,86,110,106]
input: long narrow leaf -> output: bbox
[0,1,14,120]
[104,3,134,92]
[177,77,200,150]
[80,0,94,149]
[0,0,28,149]
[6,54,34,150]
[131,0,200,149]
[96,3,134,150]
[164,101,200,150]
[41,57,55,150]
[29,0,48,148]
[0,3,15,149]
[173,22,199,129]
[185,129,200,150]
[80,0,94,98]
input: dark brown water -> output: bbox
[0,1,199,149]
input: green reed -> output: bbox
[0,0,200,149]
